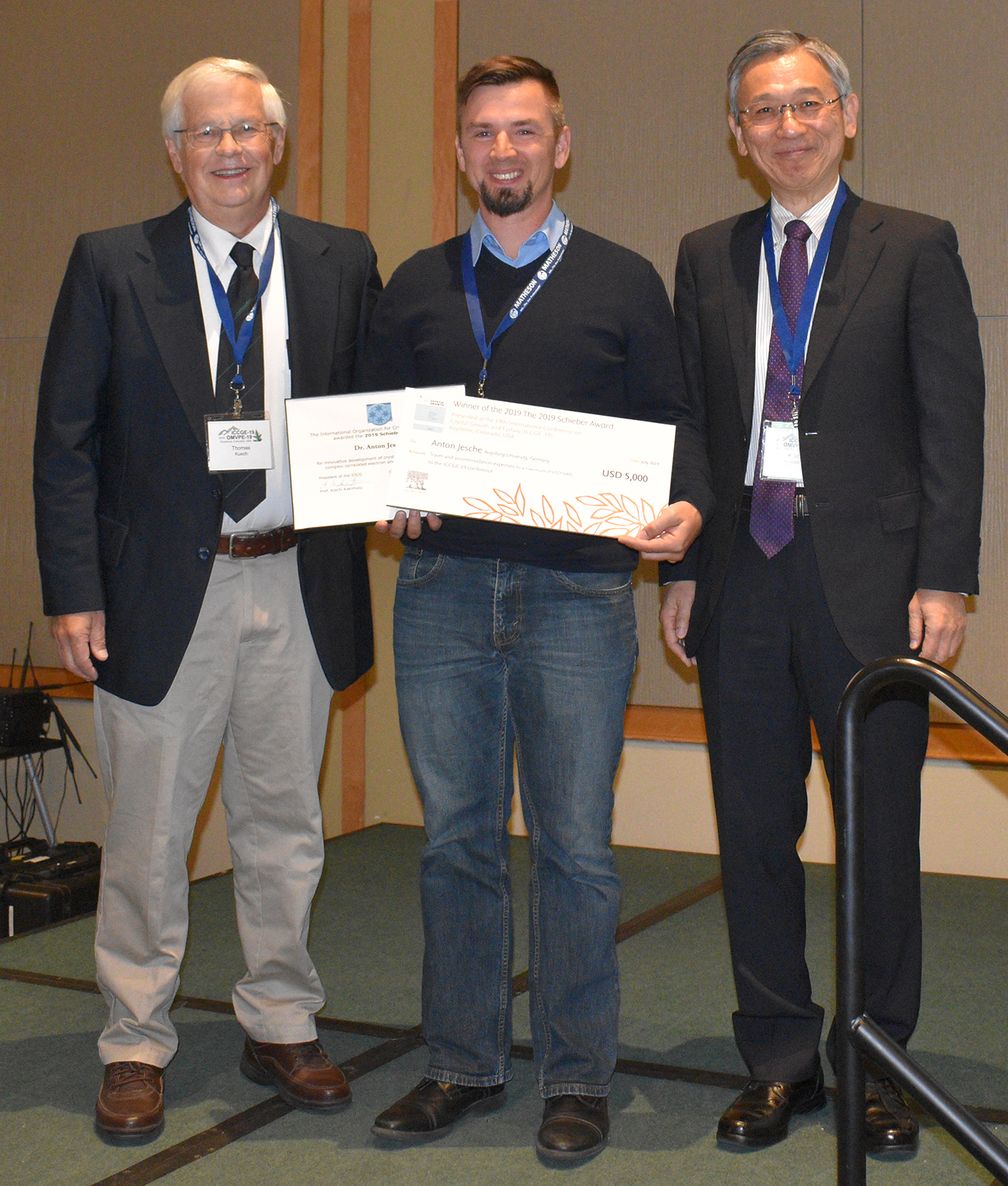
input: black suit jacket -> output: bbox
[669,190,984,663]
[34,202,381,704]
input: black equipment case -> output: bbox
[0,840,101,937]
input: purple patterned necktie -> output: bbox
[749,219,812,558]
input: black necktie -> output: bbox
[215,241,266,520]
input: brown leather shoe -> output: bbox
[95,1061,164,1142]
[240,1037,351,1111]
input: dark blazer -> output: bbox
[672,189,984,663]
[34,202,381,705]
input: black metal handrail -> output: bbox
[836,656,1008,1185]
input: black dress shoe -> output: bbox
[865,1077,919,1157]
[536,1094,609,1163]
[371,1078,505,1141]
[717,1065,826,1149]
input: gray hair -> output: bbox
[727,30,852,119]
[161,57,287,142]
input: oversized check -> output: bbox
[285,390,408,528]
[387,387,676,537]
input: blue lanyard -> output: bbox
[762,180,847,397]
[461,217,572,396]
[188,199,278,409]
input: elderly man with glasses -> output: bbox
[34,56,380,1141]
[625,29,984,1158]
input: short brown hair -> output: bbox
[456,55,565,130]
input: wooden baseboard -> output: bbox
[6,670,1001,766]
[1,665,93,699]
[624,705,1007,766]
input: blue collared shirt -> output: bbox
[469,202,567,268]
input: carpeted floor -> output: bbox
[1,823,1005,1185]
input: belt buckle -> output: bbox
[227,530,259,558]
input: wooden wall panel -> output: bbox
[368,2,435,275]
[322,0,350,226]
[346,0,373,232]
[298,0,325,220]
[432,0,460,243]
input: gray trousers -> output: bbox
[93,548,332,1066]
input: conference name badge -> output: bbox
[205,414,273,472]
[759,419,803,482]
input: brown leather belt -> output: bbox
[218,525,297,558]
[740,489,810,519]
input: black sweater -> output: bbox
[360,227,712,571]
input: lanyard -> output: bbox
[762,180,847,398]
[461,217,572,396]
[188,199,278,412]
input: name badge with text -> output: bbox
[759,419,802,482]
[206,415,273,472]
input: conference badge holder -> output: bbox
[759,419,802,482]
[205,410,273,473]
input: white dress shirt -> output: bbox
[190,204,293,531]
[744,177,841,487]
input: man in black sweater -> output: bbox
[362,56,711,1163]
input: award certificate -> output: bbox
[387,387,676,537]
[285,390,408,528]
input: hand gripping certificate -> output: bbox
[285,390,408,528]
[387,387,677,537]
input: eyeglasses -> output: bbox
[173,121,280,149]
[738,95,844,128]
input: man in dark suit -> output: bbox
[624,29,984,1158]
[34,56,379,1142]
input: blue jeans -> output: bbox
[394,549,637,1098]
